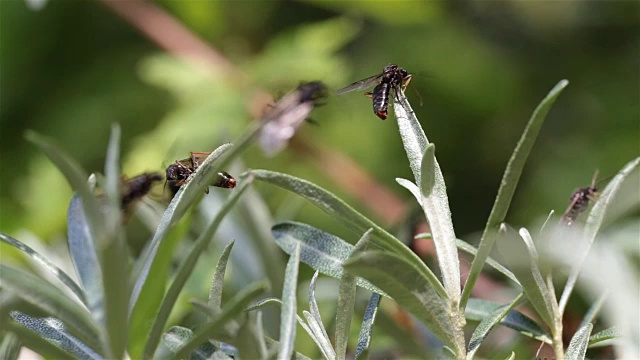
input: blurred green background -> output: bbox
[2,0,637,240]
[1,0,638,357]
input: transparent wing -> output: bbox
[336,73,384,95]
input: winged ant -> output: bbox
[165,152,236,198]
[336,64,412,120]
[259,81,327,156]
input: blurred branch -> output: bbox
[98,0,408,227]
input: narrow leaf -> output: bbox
[396,178,422,206]
[588,326,619,347]
[336,230,372,360]
[302,310,335,360]
[355,292,381,359]
[455,239,520,287]
[465,298,551,343]
[566,323,593,360]
[344,251,464,353]
[209,241,236,312]
[271,221,387,296]
[497,227,555,328]
[167,280,269,360]
[460,80,569,308]
[160,326,221,360]
[4,321,77,360]
[143,176,252,359]
[466,293,524,359]
[278,243,301,360]
[67,195,103,317]
[0,332,21,360]
[419,143,460,301]
[0,233,86,306]
[0,265,101,351]
[559,157,640,315]
[252,170,445,298]
[307,272,333,357]
[10,312,103,360]
[100,124,128,360]
[130,143,233,312]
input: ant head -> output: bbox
[384,64,398,72]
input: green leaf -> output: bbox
[167,280,269,360]
[395,178,422,206]
[465,298,551,343]
[0,233,86,306]
[505,352,515,360]
[460,80,569,308]
[130,143,233,313]
[559,157,640,315]
[3,321,77,360]
[306,272,335,359]
[419,143,460,301]
[271,221,387,296]
[466,293,524,359]
[455,239,520,287]
[25,131,105,245]
[0,265,102,352]
[252,170,445,299]
[160,326,223,360]
[335,229,372,360]
[209,241,236,313]
[9,312,103,360]
[344,251,463,353]
[235,318,262,360]
[66,195,103,317]
[100,124,129,359]
[0,332,21,360]
[497,227,555,328]
[588,326,619,347]
[566,323,593,360]
[354,293,381,359]
[278,243,301,360]
[143,176,252,359]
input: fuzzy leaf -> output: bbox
[167,280,268,360]
[588,326,619,347]
[307,272,334,359]
[252,170,445,298]
[4,320,78,360]
[0,233,86,306]
[10,312,103,360]
[580,292,608,328]
[465,298,551,343]
[395,178,422,206]
[344,251,462,352]
[460,80,569,308]
[278,243,301,360]
[466,293,524,359]
[143,176,252,359]
[355,292,382,359]
[566,323,593,360]
[271,221,387,296]
[0,265,101,352]
[209,241,236,312]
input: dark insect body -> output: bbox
[165,152,236,197]
[120,172,164,209]
[562,171,602,225]
[336,64,412,120]
[259,81,328,156]
[562,186,598,226]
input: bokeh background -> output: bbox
[1,0,639,357]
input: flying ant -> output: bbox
[562,171,604,226]
[165,152,236,198]
[120,172,164,209]
[259,81,327,156]
[336,64,412,120]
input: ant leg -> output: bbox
[190,152,211,168]
[401,74,413,93]
[364,91,373,98]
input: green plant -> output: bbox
[1,79,638,360]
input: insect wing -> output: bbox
[561,193,582,224]
[336,73,384,95]
[189,152,211,168]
